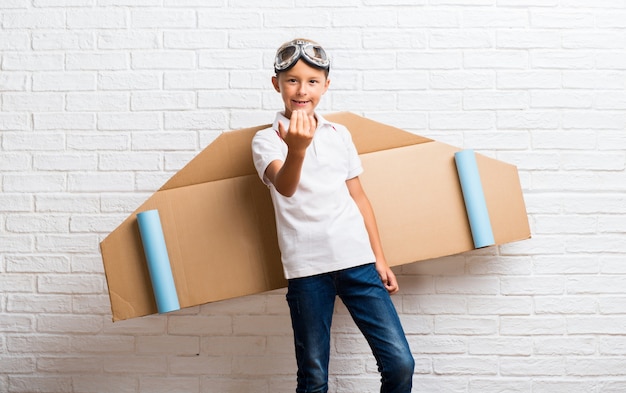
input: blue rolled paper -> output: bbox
[454,150,495,249]
[136,209,180,314]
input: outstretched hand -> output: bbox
[278,110,317,153]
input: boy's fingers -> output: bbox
[302,111,310,134]
[277,121,287,139]
[308,114,316,135]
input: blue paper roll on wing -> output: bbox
[136,209,180,314]
[454,150,495,249]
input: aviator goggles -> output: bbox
[274,39,330,74]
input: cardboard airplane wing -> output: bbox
[100,112,530,321]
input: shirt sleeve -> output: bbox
[340,125,363,180]
[251,128,286,186]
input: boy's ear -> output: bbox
[271,75,280,92]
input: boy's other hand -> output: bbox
[376,261,399,295]
[278,110,316,153]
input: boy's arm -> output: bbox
[346,176,399,295]
[265,110,316,197]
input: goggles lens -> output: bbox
[274,40,330,73]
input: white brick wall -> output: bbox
[1,1,625,392]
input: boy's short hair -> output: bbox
[274,38,330,77]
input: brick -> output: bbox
[500,358,566,376]
[3,173,65,192]
[139,377,200,393]
[198,91,262,109]
[167,315,232,336]
[38,357,102,373]
[430,111,495,130]
[9,376,73,393]
[98,112,160,130]
[398,51,463,70]
[164,31,227,49]
[66,52,128,71]
[0,152,30,171]
[434,356,498,375]
[500,317,565,335]
[37,315,103,334]
[435,316,497,335]
[36,234,99,253]
[0,72,28,91]
[566,358,626,376]
[72,375,138,393]
[104,355,167,374]
[534,337,596,356]
[131,92,195,111]
[131,132,197,151]
[132,51,196,70]
[0,272,35,293]
[468,296,532,315]
[532,50,596,70]
[2,10,65,28]
[363,30,427,49]
[67,9,127,28]
[470,379,531,393]
[38,274,104,294]
[98,31,159,49]
[430,30,493,49]
[137,336,199,355]
[198,10,263,29]
[68,172,134,192]
[32,31,94,50]
[198,50,262,70]
[164,71,229,90]
[398,92,460,110]
[98,71,161,90]
[7,294,72,312]
[464,91,528,110]
[202,336,266,356]
[70,214,127,233]
[469,337,532,356]
[0,315,33,333]
[2,92,64,112]
[71,335,135,354]
[563,31,626,49]
[169,355,231,375]
[33,72,96,92]
[0,32,28,50]
[35,194,100,213]
[497,29,561,49]
[497,111,559,129]
[8,335,71,354]
[2,52,64,71]
[131,9,196,28]
[6,214,69,233]
[531,11,594,28]
[67,133,129,151]
[2,132,64,150]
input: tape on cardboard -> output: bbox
[454,150,495,249]
[136,209,180,313]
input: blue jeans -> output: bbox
[286,263,414,393]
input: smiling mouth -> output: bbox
[293,100,309,104]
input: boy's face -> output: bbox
[272,59,330,119]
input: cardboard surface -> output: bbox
[100,112,530,321]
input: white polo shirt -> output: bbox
[251,112,375,279]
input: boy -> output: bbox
[251,38,414,393]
